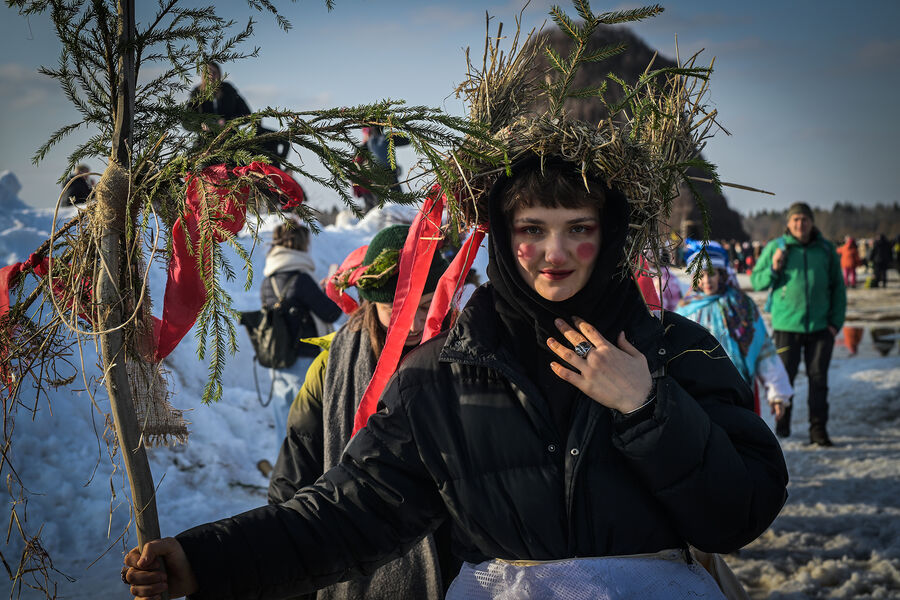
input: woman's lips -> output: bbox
[540,269,573,281]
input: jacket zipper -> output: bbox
[802,248,810,332]
[564,400,599,554]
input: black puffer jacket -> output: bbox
[177,285,788,600]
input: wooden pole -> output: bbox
[96,2,168,595]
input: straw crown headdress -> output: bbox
[434,2,764,276]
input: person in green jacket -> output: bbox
[751,202,846,445]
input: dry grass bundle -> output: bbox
[127,358,188,447]
[443,3,730,276]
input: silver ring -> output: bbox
[573,341,593,359]
[121,566,129,585]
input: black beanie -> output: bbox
[357,224,449,303]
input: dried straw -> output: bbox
[444,12,722,275]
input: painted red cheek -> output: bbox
[576,242,597,261]
[517,243,536,260]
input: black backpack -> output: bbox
[240,274,319,369]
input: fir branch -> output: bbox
[581,42,627,63]
[596,4,664,25]
[544,46,567,73]
[549,5,578,39]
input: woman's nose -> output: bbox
[545,235,568,264]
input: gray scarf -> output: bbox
[317,325,444,600]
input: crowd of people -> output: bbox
[690,232,900,290]
[115,61,897,600]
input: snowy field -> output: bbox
[2,170,899,599]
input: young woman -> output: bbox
[676,244,792,418]
[261,222,341,443]
[123,160,788,600]
[267,223,453,600]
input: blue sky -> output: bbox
[2,0,899,217]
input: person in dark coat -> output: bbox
[268,223,452,600]
[870,234,892,287]
[124,158,788,600]
[261,222,341,447]
[186,62,251,132]
[63,164,93,205]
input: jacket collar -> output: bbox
[440,285,505,366]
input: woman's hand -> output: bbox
[547,317,652,413]
[123,537,198,600]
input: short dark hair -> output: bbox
[501,163,605,223]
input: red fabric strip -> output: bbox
[634,255,661,310]
[0,262,27,316]
[352,194,445,434]
[1,253,86,391]
[325,245,369,315]
[1,254,80,318]
[0,260,30,391]
[423,224,487,342]
[152,162,304,361]
[233,163,305,210]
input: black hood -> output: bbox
[486,156,647,347]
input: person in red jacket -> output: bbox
[836,236,862,288]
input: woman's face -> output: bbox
[700,269,721,295]
[510,204,601,302]
[375,292,436,346]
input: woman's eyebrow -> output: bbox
[512,215,598,225]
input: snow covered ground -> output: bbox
[2,170,899,599]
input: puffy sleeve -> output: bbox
[292,273,342,323]
[178,372,447,600]
[612,317,789,553]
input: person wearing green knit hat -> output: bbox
[264,223,454,600]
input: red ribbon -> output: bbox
[1,253,86,392]
[422,224,487,342]
[0,256,39,316]
[634,255,661,310]
[0,253,83,318]
[325,245,370,314]
[352,191,445,434]
[151,162,304,361]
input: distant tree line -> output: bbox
[742,203,900,242]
